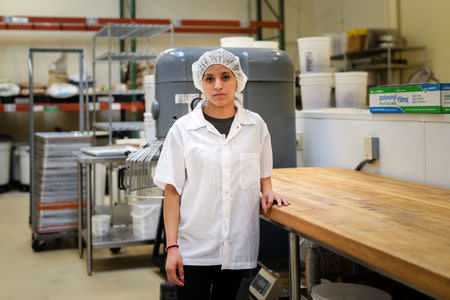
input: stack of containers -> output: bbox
[33,132,91,233]
[334,72,368,108]
[297,37,333,109]
[144,75,157,142]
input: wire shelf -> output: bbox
[96,51,159,62]
[94,23,171,40]
[94,121,144,132]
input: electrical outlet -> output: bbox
[296,132,303,150]
[364,136,380,160]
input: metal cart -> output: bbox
[75,147,165,275]
[28,48,90,251]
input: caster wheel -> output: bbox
[109,247,121,254]
[32,239,46,252]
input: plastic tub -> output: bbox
[253,41,279,49]
[0,135,12,187]
[334,72,368,108]
[131,199,162,237]
[220,36,255,48]
[92,214,111,237]
[299,73,333,110]
[297,37,331,73]
[312,283,391,300]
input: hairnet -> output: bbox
[192,48,248,94]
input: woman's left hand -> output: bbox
[261,191,290,214]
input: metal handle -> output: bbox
[118,166,129,190]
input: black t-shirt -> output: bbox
[203,112,235,137]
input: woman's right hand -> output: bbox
[165,247,185,286]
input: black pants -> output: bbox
[177,265,247,300]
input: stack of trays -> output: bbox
[33,132,91,233]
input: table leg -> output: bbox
[306,244,320,298]
[289,232,300,300]
[86,163,92,276]
[78,162,83,258]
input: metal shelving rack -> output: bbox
[331,46,427,84]
[28,48,90,251]
[92,23,173,144]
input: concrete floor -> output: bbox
[0,191,165,300]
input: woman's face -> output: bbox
[202,64,237,109]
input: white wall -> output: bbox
[296,111,450,189]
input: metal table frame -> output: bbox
[261,215,443,300]
[75,151,164,275]
[28,48,88,244]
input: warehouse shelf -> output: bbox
[0,15,281,34]
[330,46,426,60]
[96,51,159,62]
[94,121,144,132]
[0,102,145,112]
[94,23,170,39]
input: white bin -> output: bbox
[220,36,255,48]
[334,72,368,108]
[0,137,12,186]
[253,41,279,49]
[18,145,30,186]
[92,214,111,237]
[299,73,333,110]
[131,199,162,237]
[312,283,391,300]
[298,37,331,73]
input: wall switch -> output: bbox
[364,136,380,160]
[296,132,303,150]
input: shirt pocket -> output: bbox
[239,153,260,189]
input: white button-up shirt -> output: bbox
[154,100,273,269]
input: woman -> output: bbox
[154,48,290,300]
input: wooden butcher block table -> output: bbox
[266,167,450,299]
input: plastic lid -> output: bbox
[335,72,368,78]
[299,73,333,79]
[0,135,12,142]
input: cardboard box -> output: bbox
[441,83,450,113]
[370,84,442,113]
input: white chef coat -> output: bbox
[153,99,273,269]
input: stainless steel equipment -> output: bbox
[153,47,296,270]
[118,141,163,200]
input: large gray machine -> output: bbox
[153,47,296,269]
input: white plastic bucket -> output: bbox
[144,75,155,113]
[297,37,331,73]
[334,72,368,108]
[299,73,333,110]
[312,283,391,300]
[253,40,279,49]
[220,36,255,48]
[18,145,30,185]
[92,214,111,237]
[131,199,162,237]
[0,140,12,186]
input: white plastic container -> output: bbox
[312,283,391,300]
[144,112,156,142]
[297,37,331,73]
[131,199,162,237]
[220,36,255,48]
[0,138,12,186]
[253,40,279,49]
[299,73,333,110]
[18,145,30,186]
[92,214,111,237]
[334,72,368,108]
[144,74,155,113]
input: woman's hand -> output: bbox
[261,190,290,214]
[165,247,185,286]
